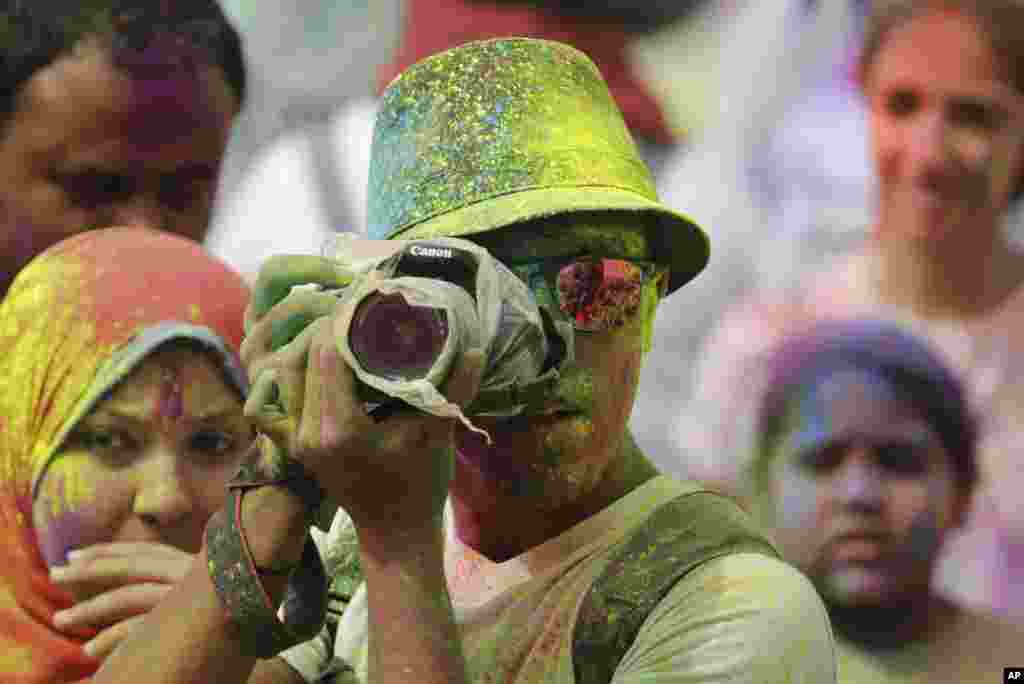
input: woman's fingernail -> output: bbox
[66,550,83,562]
[82,639,97,657]
[49,566,67,580]
[53,610,69,626]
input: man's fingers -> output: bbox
[250,317,326,422]
[246,318,321,390]
[241,289,337,366]
[82,615,146,660]
[244,368,283,418]
[54,583,168,631]
[297,321,366,452]
[269,311,321,353]
[246,255,351,331]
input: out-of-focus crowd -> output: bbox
[3,1,1024,682]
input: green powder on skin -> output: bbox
[543,416,595,463]
[552,363,596,415]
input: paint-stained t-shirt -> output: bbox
[280,476,836,683]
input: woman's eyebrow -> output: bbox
[91,400,243,423]
[85,405,148,424]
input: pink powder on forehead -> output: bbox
[109,37,222,151]
[118,76,215,151]
[157,367,185,422]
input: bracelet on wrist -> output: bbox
[205,438,328,658]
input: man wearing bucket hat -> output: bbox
[94,38,835,684]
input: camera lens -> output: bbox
[349,292,449,380]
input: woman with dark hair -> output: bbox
[0,0,247,296]
[686,0,1024,620]
[749,319,1024,682]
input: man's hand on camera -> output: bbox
[241,255,484,539]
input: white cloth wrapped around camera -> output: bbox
[322,235,573,441]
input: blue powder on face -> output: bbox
[754,319,977,494]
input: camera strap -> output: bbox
[469,366,564,415]
[206,442,329,658]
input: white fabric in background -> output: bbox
[206,98,377,282]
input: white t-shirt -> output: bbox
[281,476,836,683]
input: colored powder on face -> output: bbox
[753,381,830,524]
[758,371,868,519]
[157,367,185,422]
[0,584,18,610]
[770,457,820,532]
[0,642,34,674]
[542,416,594,460]
[785,383,835,461]
[766,368,905,480]
[113,36,221,151]
[36,507,101,568]
[454,427,535,497]
[42,453,98,519]
[638,275,660,354]
[553,364,595,414]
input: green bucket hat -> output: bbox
[365,37,709,294]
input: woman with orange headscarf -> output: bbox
[0,227,252,682]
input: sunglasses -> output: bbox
[505,256,667,332]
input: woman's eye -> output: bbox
[189,430,235,457]
[71,429,137,467]
[81,431,126,450]
[58,171,135,209]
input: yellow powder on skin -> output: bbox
[543,416,595,457]
[43,451,98,518]
[638,275,661,354]
[0,643,35,674]
[0,584,18,610]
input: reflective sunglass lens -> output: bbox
[556,259,644,331]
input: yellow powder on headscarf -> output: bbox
[0,228,252,682]
[0,255,97,498]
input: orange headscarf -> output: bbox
[0,227,250,683]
